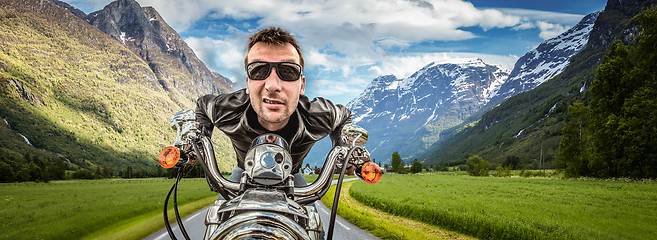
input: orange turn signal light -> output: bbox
[159,146,180,168]
[358,162,382,184]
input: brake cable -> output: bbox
[174,168,192,240]
[326,147,356,240]
[164,164,194,240]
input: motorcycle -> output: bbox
[157,109,383,240]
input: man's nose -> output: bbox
[264,67,282,92]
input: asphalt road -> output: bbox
[144,179,379,240]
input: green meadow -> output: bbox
[349,173,657,240]
[0,178,216,240]
[0,175,324,240]
[5,173,656,240]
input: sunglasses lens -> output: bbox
[247,62,271,80]
[278,63,301,81]
[247,62,301,81]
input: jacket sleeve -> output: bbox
[195,89,250,138]
[300,96,352,147]
[196,94,217,137]
[329,103,352,147]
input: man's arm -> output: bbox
[329,103,352,147]
[331,103,356,175]
[196,94,218,137]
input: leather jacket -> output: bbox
[196,89,352,174]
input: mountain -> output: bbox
[84,0,232,102]
[422,0,657,168]
[344,58,510,164]
[487,11,600,107]
[330,8,601,166]
[0,0,235,177]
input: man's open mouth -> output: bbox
[264,99,283,104]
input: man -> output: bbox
[195,26,352,187]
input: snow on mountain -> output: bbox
[345,58,510,163]
[348,58,509,125]
[489,10,601,104]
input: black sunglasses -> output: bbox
[246,61,303,81]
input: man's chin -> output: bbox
[261,113,288,124]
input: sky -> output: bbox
[67,0,607,105]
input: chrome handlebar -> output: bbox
[199,137,241,194]
[294,146,348,199]
[170,109,369,201]
[197,134,350,201]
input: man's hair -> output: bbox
[244,27,304,69]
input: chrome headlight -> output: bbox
[244,134,293,185]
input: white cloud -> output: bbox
[499,8,584,40]
[513,22,536,30]
[497,8,585,26]
[137,0,521,40]
[309,78,371,97]
[184,36,245,81]
[536,21,570,40]
[72,0,583,48]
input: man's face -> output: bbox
[246,42,306,131]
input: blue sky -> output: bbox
[68,0,607,105]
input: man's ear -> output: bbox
[299,76,306,95]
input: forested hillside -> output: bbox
[0,0,235,182]
[559,8,657,178]
[423,0,657,174]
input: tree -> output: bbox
[433,163,448,171]
[410,159,423,173]
[123,166,133,179]
[502,155,521,170]
[589,8,657,178]
[28,163,41,182]
[495,166,512,177]
[558,102,592,177]
[0,161,14,182]
[391,152,404,173]
[72,169,95,179]
[95,166,103,179]
[15,167,30,182]
[466,155,490,177]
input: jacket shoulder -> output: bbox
[198,89,249,110]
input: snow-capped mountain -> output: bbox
[346,58,510,163]
[488,11,600,105]
[303,10,601,166]
[308,9,601,167]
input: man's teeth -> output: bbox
[264,99,278,104]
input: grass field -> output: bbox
[349,173,657,240]
[0,175,328,240]
[323,181,475,240]
[0,178,217,240]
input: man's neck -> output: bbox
[258,117,289,132]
